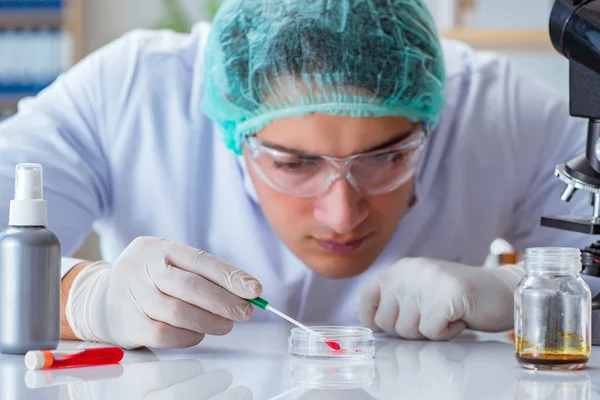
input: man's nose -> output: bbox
[313,178,369,235]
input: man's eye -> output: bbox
[273,161,305,170]
[370,152,409,164]
[391,152,409,163]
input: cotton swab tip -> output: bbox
[248,297,342,351]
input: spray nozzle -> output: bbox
[14,163,43,201]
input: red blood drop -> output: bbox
[325,341,341,351]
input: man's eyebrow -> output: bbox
[261,142,319,158]
[260,127,417,157]
[362,128,416,153]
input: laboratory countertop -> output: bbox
[0,323,598,400]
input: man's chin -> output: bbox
[302,253,376,279]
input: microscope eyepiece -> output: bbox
[550,0,600,74]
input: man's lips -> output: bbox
[313,234,370,255]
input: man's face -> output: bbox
[244,114,417,279]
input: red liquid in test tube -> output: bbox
[25,347,124,370]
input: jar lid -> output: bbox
[525,248,582,273]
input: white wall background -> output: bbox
[424,0,569,98]
[83,0,207,53]
[476,0,570,98]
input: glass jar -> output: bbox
[514,248,592,371]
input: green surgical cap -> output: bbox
[202,0,446,154]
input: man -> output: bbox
[0,0,590,349]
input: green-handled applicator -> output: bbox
[248,297,341,351]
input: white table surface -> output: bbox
[1,322,599,399]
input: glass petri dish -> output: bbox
[288,326,374,359]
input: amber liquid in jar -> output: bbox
[516,352,590,366]
[515,335,591,371]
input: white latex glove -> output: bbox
[357,258,524,340]
[66,237,262,349]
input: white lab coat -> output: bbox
[0,22,593,324]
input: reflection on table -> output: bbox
[0,324,598,399]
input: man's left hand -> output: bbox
[357,258,524,340]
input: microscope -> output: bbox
[542,0,600,345]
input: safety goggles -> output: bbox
[243,126,427,198]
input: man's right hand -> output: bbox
[64,237,262,349]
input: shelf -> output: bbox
[0,0,80,119]
[0,8,62,28]
[0,1,62,9]
[0,81,55,94]
[440,29,552,49]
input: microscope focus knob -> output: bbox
[561,184,578,202]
